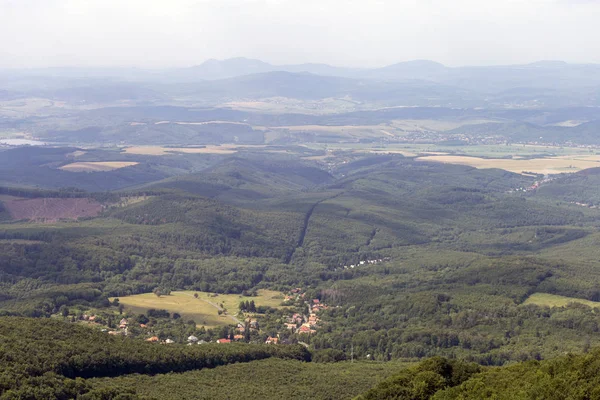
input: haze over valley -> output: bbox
[4,1,600,399]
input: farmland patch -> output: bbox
[416,154,600,175]
[3,197,104,221]
[112,290,285,329]
[59,162,139,172]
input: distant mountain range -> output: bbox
[2,58,600,108]
[5,57,600,87]
[163,58,600,91]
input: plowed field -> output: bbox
[3,197,103,221]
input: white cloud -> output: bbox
[0,0,599,68]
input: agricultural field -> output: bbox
[1,197,104,221]
[523,293,600,308]
[59,161,139,172]
[122,145,250,156]
[221,97,360,114]
[112,290,285,328]
[389,118,501,132]
[306,142,599,159]
[416,154,600,174]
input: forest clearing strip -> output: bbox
[285,192,344,264]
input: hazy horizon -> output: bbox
[2,0,600,69]
[2,57,600,72]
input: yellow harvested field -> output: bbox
[416,155,600,174]
[111,290,285,328]
[66,150,87,158]
[523,293,600,308]
[59,162,139,172]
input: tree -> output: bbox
[244,323,251,342]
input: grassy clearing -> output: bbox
[523,293,600,308]
[59,162,139,172]
[111,290,285,328]
[416,154,600,174]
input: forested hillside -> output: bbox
[3,316,600,400]
[0,317,310,399]
[3,148,600,399]
[358,348,600,399]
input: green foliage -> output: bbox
[357,357,480,400]
[3,154,600,367]
[361,348,600,399]
[89,358,411,400]
[0,317,310,398]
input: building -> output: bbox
[265,336,279,344]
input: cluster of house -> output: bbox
[509,176,555,193]
[145,336,175,344]
[101,288,332,345]
[283,298,329,335]
[105,318,130,335]
[81,314,98,322]
[570,201,598,209]
[336,258,390,271]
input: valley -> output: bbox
[3,58,600,399]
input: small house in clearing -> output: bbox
[187,335,199,343]
[265,336,279,344]
[145,336,159,342]
[216,338,231,344]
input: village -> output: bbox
[75,260,396,346]
[70,287,332,347]
[508,175,556,193]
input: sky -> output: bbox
[1,0,599,68]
